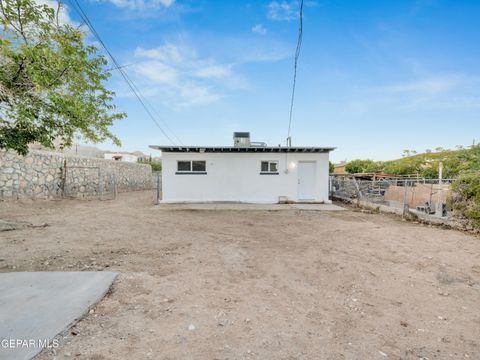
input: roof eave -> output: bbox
[149,145,336,153]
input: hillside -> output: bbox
[345,145,480,178]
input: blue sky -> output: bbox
[65,0,478,162]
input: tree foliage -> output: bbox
[382,157,425,176]
[139,157,161,172]
[345,159,381,173]
[0,0,125,155]
[329,161,334,173]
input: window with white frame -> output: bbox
[260,160,279,174]
[176,160,207,174]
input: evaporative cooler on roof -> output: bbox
[233,132,251,147]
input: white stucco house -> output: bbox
[150,133,334,204]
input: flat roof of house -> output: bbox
[149,145,335,153]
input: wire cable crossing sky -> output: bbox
[68,0,182,146]
[61,0,480,160]
[287,0,304,147]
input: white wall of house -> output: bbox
[161,152,331,203]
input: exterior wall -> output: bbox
[161,152,331,203]
[334,164,346,174]
[0,150,153,200]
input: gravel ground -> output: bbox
[1,190,479,360]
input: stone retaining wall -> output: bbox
[0,150,154,200]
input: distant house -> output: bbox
[333,161,347,174]
[104,152,138,163]
[131,151,150,162]
[150,132,335,204]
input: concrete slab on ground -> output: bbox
[0,272,117,360]
[156,203,346,211]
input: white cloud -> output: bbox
[194,65,232,79]
[252,24,267,35]
[133,60,178,84]
[100,0,175,11]
[117,36,295,106]
[357,73,480,111]
[124,43,239,106]
[178,83,220,105]
[135,44,188,64]
[267,1,299,21]
[381,74,472,96]
[266,1,317,21]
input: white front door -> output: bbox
[298,161,316,201]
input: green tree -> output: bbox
[139,157,161,172]
[345,159,381,173]
[329,161,334,173]
[382,157,424,176]
[0,0,125,155]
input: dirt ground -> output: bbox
[1,190,480,360]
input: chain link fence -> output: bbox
[330,177,454,218]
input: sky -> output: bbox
[62,0,479,162]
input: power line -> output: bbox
[126,76,184,145]
[286,0,304,147]
[67,0,182,145]
[70,0,180,145]
[105,60,145,72]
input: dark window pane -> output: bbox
[270,162,278,172]
[261,161,269,172]
[192,161,206,172]
[178,161,191,171]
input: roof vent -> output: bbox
[233,132,251,147]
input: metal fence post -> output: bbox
[435,162,444,217]
[402,180,408,218]
[113,173,117,200]
[156,172,160,204]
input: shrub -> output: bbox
[449,172,480,230]
[139,158,161,172]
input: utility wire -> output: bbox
[127,76,184,145]
[68,0,182,145]
[105,60,145,72]
[286,0,304,146]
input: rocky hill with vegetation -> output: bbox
[343,145,480,231]
[345,145,479,179]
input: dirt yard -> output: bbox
[1,191,480,359]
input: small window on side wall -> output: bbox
[192,161,206,172]
[177,161,191,172]
[176,160,207,174]
[260,161,279,174]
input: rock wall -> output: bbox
[0,150,153,200]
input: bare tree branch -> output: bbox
[16,0,29,44]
